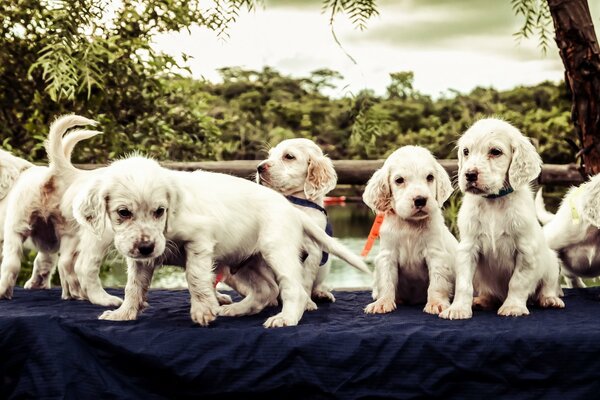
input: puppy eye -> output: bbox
[117,209,132,219]
[427,174,434,182]
[284,154,295,160]
[463,148,469,157]
[489,148,503,157]
[394,177,404,185]
[154,207,165,218]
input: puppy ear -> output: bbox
[73,179,106,237]
[582,176,600,227]
[165,186,180,234]
[304,155,337,200]
[363,167,392,213]
[0,165,19,201]
[508,135,542,188]
[434,161,453,205]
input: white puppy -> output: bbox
[440,118,564,320]
[535,175,600,288]
[0,116,100,299]
[72,158,370,328]
[256,138,337,302]
[361,146,457,315]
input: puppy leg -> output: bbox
[75,233,122,307]
[365,251,397,314]
[0,231,25,299]
[538,255,565,309]
[440,242,477,320]
[24,251,57,290]
[312,261,335,303]
[498,245,538,317]
[185,243,220,326]
[100,258,155,321]
[55,236,84,300]
[423,257,452,315]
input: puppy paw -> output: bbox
[24,277,50,290]
[0,284,14,300]
[216,292,233,305]
[364,298,396,314]
[190,303,218,326]
[497,303,529,317]
[88,292,123,307]
[312,289,336,303]
[263,313,298,328]
[439,304,472,320]
[305,299,318,311]
[424,300,450,315]
[99,307,138,321]
[539,296,565,309]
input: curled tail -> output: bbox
[298,210,371,275]
[535,188,555,225]
[45,114,99,174]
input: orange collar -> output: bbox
[361,213,385,257]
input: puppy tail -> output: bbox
[535,188,555,225]
[299,211,372,275]
[46,114,100,174]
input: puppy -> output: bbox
[0,116,100,299]
[72,157,370,328]
[440,118,564,320]
[256,138,337,302]
[361,146,457,315]
[535,175,600,288]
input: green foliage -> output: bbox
[511,0,553,54]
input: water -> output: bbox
[100,202,377,289]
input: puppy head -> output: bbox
[457,118,541,195]
[363,146,453,220]
[581,174,600,227]
[73,156,177,260]
[256,138,337,200]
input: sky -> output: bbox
[153,0,600,98]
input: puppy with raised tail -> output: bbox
[535,175,600,288]
[362,146,457,315]
[440,118,564,320]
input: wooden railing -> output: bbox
[74,160,584,186]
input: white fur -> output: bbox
[535,175,600,288]
[0,115,100,299]
[71,157,368,328]
[440,118,564,320]
[361,146,457,315]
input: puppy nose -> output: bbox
[465,171,478,182]
[137,241,155,256]
[257,162,268,173]
[414,196,427,208]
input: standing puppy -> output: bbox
[362,146,457,315]
[256,138,337,301]
[440,118,564,320]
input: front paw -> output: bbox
[190,303,218,326]
[312,289,335,303]
[0,283,14,300]
[538,295,565,309]
[216,292,233,305]
[497,302,529,317]
[364,298,396,314]
[263,313,298,328]
[99,307,138,321]
[439,304,473,320]
[24,277,50,290]
[424,300,450,315]
[305,299,318,311]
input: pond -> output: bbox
[99,202,378,289]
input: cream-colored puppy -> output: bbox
[440,118,564,320]
[361,146,457,315]
[256,138,337,302]
[536,175,600,288]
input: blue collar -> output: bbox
[484,186,514,199]
[286,196,332,266]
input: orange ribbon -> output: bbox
[361,213,385,257]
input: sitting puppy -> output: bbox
[256,138,337,302]
[72,157,370,328]
[361,146,457,315]
[440,118,564,320]
[535,175,600,288]
[0,116,99,299]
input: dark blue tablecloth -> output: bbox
[1,287,600,399]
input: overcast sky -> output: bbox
[153,0,600,97]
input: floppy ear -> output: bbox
[508,135,542,188]
[434,161,453,206]
[165,186,181,234]
[363,167,392,213]
[582,176,600,227]
[0,165,19,201]
[72,179,106,237]
[304,155,337,200]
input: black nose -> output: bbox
[466,171,478,182]
[257,163,267,173]
[138,241,155,256]
[414,196,427,208]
